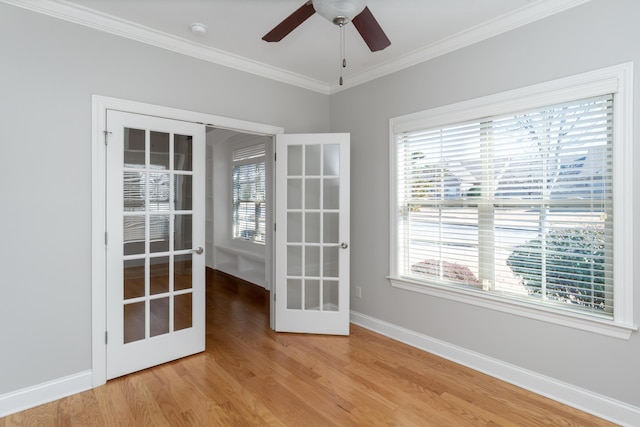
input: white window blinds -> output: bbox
[233,144,266,162]
[232,144,266,244]
[123,166,171,243]
[396,94,614,316]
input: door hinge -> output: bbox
[105,331,108,345]
[103,130,112,146]
[274,152,277,161]
[274,293,276,302]
[274,223,276,232]
[105,231,108,245]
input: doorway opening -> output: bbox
[92,96,351,388]
[205,127,274,292]
[92,95,283,387]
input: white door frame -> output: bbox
[91,95,283,387]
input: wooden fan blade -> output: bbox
[262,1,316,42]
[351,6,391,52]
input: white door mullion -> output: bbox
[169,131,175,334]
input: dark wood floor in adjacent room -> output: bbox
[1,270,614,426]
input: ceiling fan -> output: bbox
[262,0,391,52]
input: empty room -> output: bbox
[1,1,639,425]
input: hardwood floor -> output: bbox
[1,270,614,426]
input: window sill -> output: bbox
[387,275,636,340]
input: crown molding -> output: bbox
[1,0,331,94]
[331,0,592,93]
[3,0,590,95]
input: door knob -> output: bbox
[191,247,204,255]
[329,242,348,249]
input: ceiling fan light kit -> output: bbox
[312,0,367,25]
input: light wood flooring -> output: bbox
[1,270,615,426]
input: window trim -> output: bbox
[388,63,635,339]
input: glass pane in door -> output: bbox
[287,145,302,175]
[174,293,193,331]
[149,215,170,253]
[150,297,170,337]
[305,179,320,209]
[287,279,302,310]
[175,175,193,210]
[323,144,340,176]
[174,215,193,251]
[174,254,192,291]
[124,259,145,299]
[150,257,170,295]
[121,127,195,346]
[124,128,145,167]
[305,145,321,175]
[305,280,320,310]
[174,134,193,171]
[149,131,169,169]
[124,302,145,344]
[284,143,343,315]
[323,280,339,311]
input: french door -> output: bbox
[274,134,350,335]
[105,110,206,379]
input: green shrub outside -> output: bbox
[506,227,606,310]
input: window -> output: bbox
[389,64,634,337]
[232,144,266,244]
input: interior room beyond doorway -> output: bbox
[206,127,273,291]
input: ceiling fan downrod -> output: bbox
[339,21,346,86]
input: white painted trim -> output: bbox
[0,371,92,418]
[93,96,284,136]
[611,63,635,323]
[388,275,635,339]
[91,96,108,387]
[1,0,590,95]
[332,0,592,92]
[0,0,329,94]
[92,95,284,388]
[350,311,640,427]
[390,63,628,134]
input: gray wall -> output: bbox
[0,3,329,395]
[330,0,639,408]
[2,0,639,416]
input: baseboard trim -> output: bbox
[350,310,640,427]
[0,371,93,418]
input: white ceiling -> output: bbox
[8,0,589,93]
